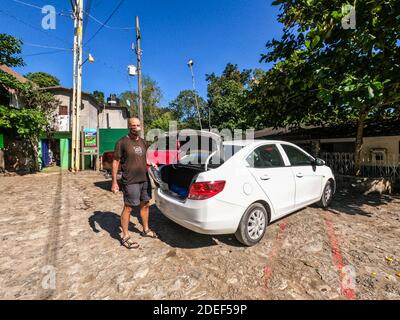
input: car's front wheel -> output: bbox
[318,180,334,208]
[235,203,268,246]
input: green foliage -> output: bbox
[0,33,24,67]
[118,76,169,133]
[250,0,400,173]
[148,110,174,132]
[142,76,164,126]
[206,63,254,130]
[93,90,105,105]
[0,70,60,133]
[119,90,137,116]
[25,72,60,88]
[0,34,60,169]
[0,105,47,137]
[168,89,207,129]
[255,0,400,130]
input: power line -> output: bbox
[82,0,93,39]
[10,0,42,10]
[24,42,72,51]
[84,11,134,30]
[21,49,71,57]
[83,0,126,47]
[91,0,105,10]
[9,0,70,16]
[0,9,71,46]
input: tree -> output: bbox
[92,90,105,105]
[119,90,138,117]
[206,63,254,130]
[253,0,400,174]
[25,72,60,88]
[118,76,166,133]
[142,76,164,127]
[0,33,24,67]
[0,34,60,172]
[168,90,207,129]
[148,110,174,132]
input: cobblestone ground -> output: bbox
[0,170,399,300]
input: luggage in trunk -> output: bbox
[149,164,205,200]
[148,129,224,200]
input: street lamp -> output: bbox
[81,53,95,66]
[187,59,203,130]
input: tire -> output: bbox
[318,180,333,208]
[235,203,268,247]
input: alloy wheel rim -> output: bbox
[325,184,332,203]
[247,209,266,240]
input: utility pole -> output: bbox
[71,0,84,171]
[75,0,84,171]
[135,16,144,139]
[71,0,78,171]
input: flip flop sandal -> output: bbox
[141,229,158,239]
[121,236,140,249]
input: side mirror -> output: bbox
[312,158,325,166]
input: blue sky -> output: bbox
[0,0,283,105]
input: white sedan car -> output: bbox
[149,131,335,246]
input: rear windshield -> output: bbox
[223,145,244,161]
[178,144,243,166]
[148,137,176,151]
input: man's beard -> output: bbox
[129,129,140,136]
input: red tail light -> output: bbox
[188,181,226,200]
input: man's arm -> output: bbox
[112,140,122,193]
[111,159,120,193]
[144,139,158,168]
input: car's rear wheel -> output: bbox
[318,180,333,208]
[235,203,268,246]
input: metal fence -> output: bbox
[320,152,400,181]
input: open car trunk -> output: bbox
[151,164,205,200]
[148,130,224,200]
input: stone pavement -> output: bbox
[0,171,399,299]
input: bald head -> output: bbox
[128,117,141,137]
[128,117,140,125]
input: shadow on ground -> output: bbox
[88,204,243,249]
[323,188,397,217]
[93,180,112,192]
[88,211,139,242]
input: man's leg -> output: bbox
[121,205,132,239]
[139,201,150,232]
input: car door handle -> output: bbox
[260,174,271,180]
[296,173,303,178]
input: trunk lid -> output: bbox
[148,130,223,199]
[174,129,224,168]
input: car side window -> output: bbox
[282,144,313,166]
[246,144,284,168]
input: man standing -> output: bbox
[111,117,157,249]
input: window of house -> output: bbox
[246,144,284,168]
[282,144,313,166]
[59,106,68,115]
[375,153,384,161]
[370,149,386,163]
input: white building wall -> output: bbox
[50,93,100,131]
[99,108,128,129]
[52,94,70,132]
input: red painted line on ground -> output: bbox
[323,212,356,300]
[263,222,287,288]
